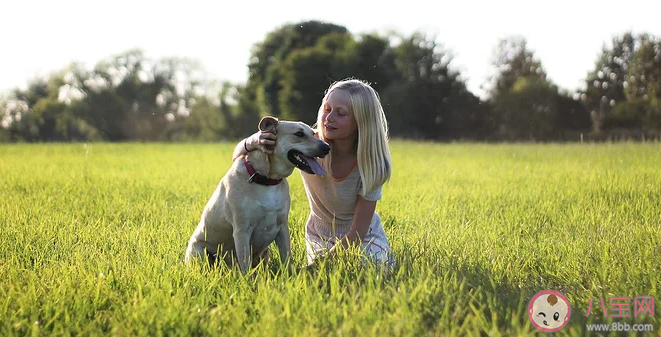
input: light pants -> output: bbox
[305,213,395,268]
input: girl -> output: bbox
[233,79,394,268]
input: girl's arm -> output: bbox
[231,137,251,161]
[337,197,377,249]
[305,197,376,266]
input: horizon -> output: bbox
[1,0,660,99]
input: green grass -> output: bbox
[1,141,660,336]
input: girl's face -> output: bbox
[321,89,358,142]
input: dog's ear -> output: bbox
[258,116,279,132]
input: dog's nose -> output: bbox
[319,142,331,156]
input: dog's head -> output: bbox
[259,116,330,175]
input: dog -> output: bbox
[184,116,330,274]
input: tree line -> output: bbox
[1,20,660,143]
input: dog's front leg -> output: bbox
[233,227,253,274]
[274,222,291,272]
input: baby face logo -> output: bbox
[528,290,571,332]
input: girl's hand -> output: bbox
[247,130,277,154]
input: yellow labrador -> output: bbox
[185,116,330,273]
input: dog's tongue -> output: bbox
[302,155,326,175]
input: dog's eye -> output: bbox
[294,131,305,137]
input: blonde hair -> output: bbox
[315,79,392,196]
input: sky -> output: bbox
[1,0,659,99]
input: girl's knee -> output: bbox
[362,244,396,269]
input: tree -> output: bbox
[65,49,206,141]
[556,91,591,132]
[278,32,357,123]
[486,36,547,99]
[626,34,661,101]
[232,83,263,138]
[180,96,224,141]
[582,32,637,131]
[487,36,561,140]
[342,33,399,91]
[493,77,560,140]
[247,22,401,126]
[3,77,50,141]
[178,81,250,141]
[626,34,661,129]
[379,31,486,139]
[246,20,349,118]
[583,32,661,131]
[0,97,8,142]
[282,31,402,124]
[0,73,98,142]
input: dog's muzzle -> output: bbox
[288,150,327,175]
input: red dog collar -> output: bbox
[244,155,282,186]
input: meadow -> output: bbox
[1,141,659,336]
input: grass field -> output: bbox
[1,141,660,336]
